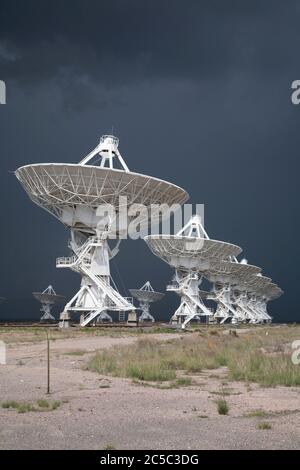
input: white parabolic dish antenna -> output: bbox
[16,135,189,327]
[204,260,262,285]
[145,215,242,271]
[130,282,164,304]
[15,135,188,234]
[33,285,64,321]
[129,281,164,322]
[145,215,242,328]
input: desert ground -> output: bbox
[0,324,300,450]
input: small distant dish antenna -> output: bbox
[129,281,164,323]
[32,285,64,322]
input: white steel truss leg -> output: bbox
[138,301,155,322]
[247,296,270,323]
[40,303,55,321]
[167,270,212,329]
[208,285,239,324]
[234,293,259,323]
[57,234,133,327]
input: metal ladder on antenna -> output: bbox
[119,311,126,322]
[57,237,133,327]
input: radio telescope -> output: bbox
[204,258,282,325]
[145,214,242,328]
[229,273,275,323]
[33,285,65,321]
[204,259,262,324]
[129,281,164,322]
[16,135,188,327]
[240,276,283,323]
[256,283,283,322]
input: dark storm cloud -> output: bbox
[1,0,299,88]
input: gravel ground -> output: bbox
[0,331,300,450]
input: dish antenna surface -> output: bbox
[17,135,188,327]
[129,281,164,322]
[145,214,242,328]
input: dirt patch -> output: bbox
[0,327,300,449]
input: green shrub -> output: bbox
[257,422,272,430]
[217,399,229,415]
[37,399,49,408]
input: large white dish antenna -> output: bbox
[16,165,188,234]
[144,235,242,271]
[17,135,188,327]
[204,260,261,285]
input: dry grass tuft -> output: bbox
[87,326,300,387]
[257,421,272,430]
[1,399,61,413]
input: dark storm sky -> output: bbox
[0,0,299,321]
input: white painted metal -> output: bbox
[15,139,189,235]
[79,135,130,171]
[231,273,275,324]
[56,230,134,326]
[129,281,164,322]
[204,260,262,324]
[32,285,64,321]
[167,271,213,328]
[146,212,283,326]
[16,135,188,326]
[239,274,273,323]
[145,215,242,328]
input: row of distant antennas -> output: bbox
[32,285,65,322]
[79,135,130,172]
[173,214,281,299]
